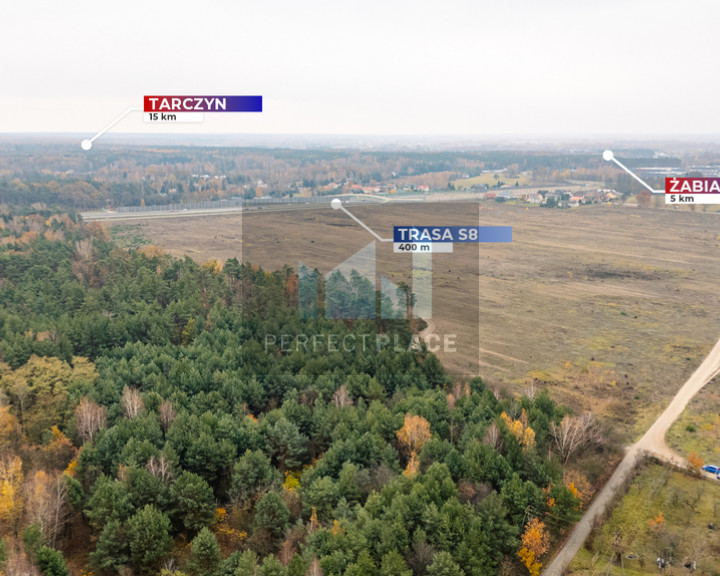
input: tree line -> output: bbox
[0,213,609,576]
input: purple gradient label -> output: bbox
[144,96,262,113]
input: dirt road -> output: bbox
[419,318,436,341]
[542,334,720,576]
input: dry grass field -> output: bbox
[109,202,720,441]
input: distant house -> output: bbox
[544,192,561,204]
[526,193,542,204]
[417,185,430,192]
[543,191,572,208]
[485,192,497,200]
[569,195,583,207]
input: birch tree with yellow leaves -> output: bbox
[0,454,23,535]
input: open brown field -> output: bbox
[109,203,720,441]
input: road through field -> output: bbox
[419,318,436,341]
[542,333,720,575]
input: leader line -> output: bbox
[602,149,662,194]
[81,106,142,151]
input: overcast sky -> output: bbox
[2,0,718,137]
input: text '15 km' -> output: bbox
[142,95,263,124]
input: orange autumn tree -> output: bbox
[563,469,593,510]
[397,413,431,476]
[517,518,549,576]
[648,511,664,531]
[285,273,299,303]
[687,452,704,470]
[41,426,76,470]
[501,409,536,450]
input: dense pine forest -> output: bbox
[0,212,608,576]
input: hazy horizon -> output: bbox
[1,132,719,155]
[4,0,720,138]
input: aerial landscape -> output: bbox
[1,139,719,576]
[2,1,720,575]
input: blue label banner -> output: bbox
[393,226,512,243]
